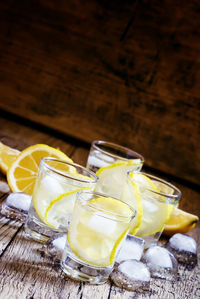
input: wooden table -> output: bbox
[0,115,199,299]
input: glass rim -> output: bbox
[128,171,182,200]
[40,157,98,184]
[77,190,137,221]
[91,140,144,163]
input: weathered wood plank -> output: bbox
[0,217,22,256]
[0,0,200,184]
[0,225,112,299]
[0,115,75,155]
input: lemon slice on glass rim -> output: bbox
[67,196,135,267]
[130,172,175,237]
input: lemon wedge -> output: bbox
[130,172,174,237]
[7,144,73,195]
[95,161,143,234]
[163,208,199,236]
[0,142,20,175]
[68,196,134,267]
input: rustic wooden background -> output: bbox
[0,0,200,185]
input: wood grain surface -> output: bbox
[0,116,199,298]
[0,1,199,185]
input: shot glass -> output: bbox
[86,140,144,173]
[124,171,181,248]
[24,157,98,243]
[61,190,136,284]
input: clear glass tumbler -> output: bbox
[124,171,181,248]
[86,140,144,173]
[24,157,98,243]
[61,190,136,284]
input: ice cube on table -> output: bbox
[1,192,32,221]
[110,259,150,292]
[116,235,145,263]
[166,233,197,269]
[45,233,66,260]
[142,246,178,280]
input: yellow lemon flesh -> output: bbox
[68,196,134,267]
[130,172,175,237]
[163,208,199,236]
[33,168,96,228]
[7,144,73,195]
[0,142,20,175]
[95,161,143,235]
[44,187,91,229]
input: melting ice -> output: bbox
[142,246,178,279]
[110,259,150,292]
[166,233,197,268]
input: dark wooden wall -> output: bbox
[0,0,200,185]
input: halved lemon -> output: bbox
[68,196,134,267]
[163,208,199,236]
[0,142,20,175]
[130,172,174,237]
[7,144,73,195]
[95,161,143,234]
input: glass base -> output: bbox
[24,225,50,243]
[61,240,112,284]
[61,256,111,284]
[24,216,60,243]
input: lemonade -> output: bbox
[61,191,136,284]
[125,172,181,247]
[24,158,98,243]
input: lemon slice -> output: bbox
[44,187,90,229]
[96,161,141,198]
[163,208,199,236]
[120,179,143,235]
[0,142,20,175]
[68,196,134,267]
[95,161,143,235]
[130,172,174,237]
[7,144,73,195]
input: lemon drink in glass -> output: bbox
[61,190,136,284]
[25,157,98,243]
[87,140,144,173]
[124,172,182,248]
[94,161,181,248]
